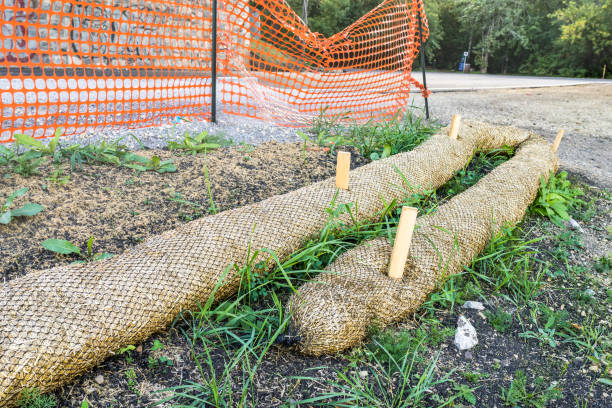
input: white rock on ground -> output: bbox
[462,301,485,310]
[454,315,478,351]
[566,217,585,233]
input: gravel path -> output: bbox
[413,84,612,188]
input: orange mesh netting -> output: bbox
[0,0,429,142]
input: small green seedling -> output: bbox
[1,188,44,224]
[125,367,138,393]
[118,344,136,365]
[1,148,44,177]
[167,130,232,154]
[147,339,173,369]
[42,236,113,262]
[45,166,70,186]
[500,370,562,407]
[122,153,177,173]
[151,339,164,351]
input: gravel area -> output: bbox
[414,84,612,189]
[49,113,303,151]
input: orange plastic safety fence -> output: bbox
[0,0,428,143]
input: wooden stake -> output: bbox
[335,151,351,190]
[552,129,564,153]
[449,114,461,139]
[388,206,418,280]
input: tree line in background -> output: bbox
[285,0,611,78]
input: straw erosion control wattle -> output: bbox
[0,120,560,406]
[286,129,558,355]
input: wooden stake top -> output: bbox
[336,151,351,190]
[388,206,418,280]
[449,114,461,140]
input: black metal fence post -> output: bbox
[416,11,429,120]
[211,0,218,123]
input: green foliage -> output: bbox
[1,188,44,224]
[167,131,232,155]
[463,369,489,383]
[286,0,381,37]
[151,339,164,351]
[520,304,573,348]
[166,192,206,220]
[363,323,453,369]
[60,138,131,170]
[529,171,584,226]
[455,0,529,73]
[1,129,181,179]
[594,255,611,274]
[0,144,44,177]
[148,340,173,370]
[438,146,515,197]
[484,308,513,333]
[160,274,289,406]
[467,224,545,305]
[304,111,438,160]
[450,383,477,405]
[500,370,563,407]
[551,0,612,77]
[17,388,57,408]
[125,368,139,393]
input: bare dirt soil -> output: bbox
[415,84,612,188]
[0,143,366,282]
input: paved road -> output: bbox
[411,71,612,92]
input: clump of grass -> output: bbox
[17,388,57,408]
[292,338,454,407]
[484,309,513,333]
[500,369,562,407]
[304,110,438,160]
[424,223,546,314]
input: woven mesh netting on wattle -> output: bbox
[1,121,539,405]
[0,0,428,142]
[286,134,558,355]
